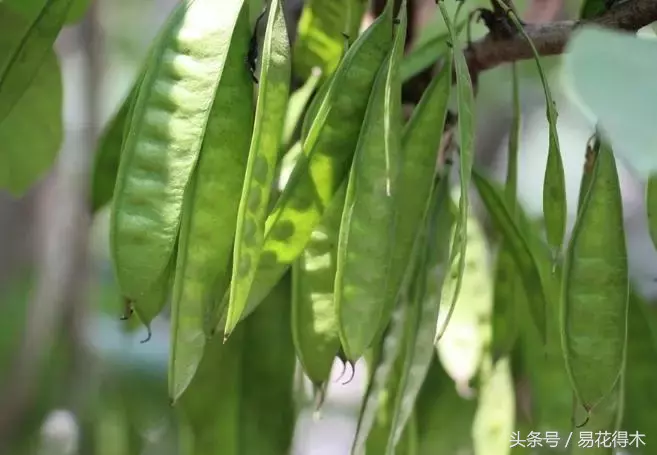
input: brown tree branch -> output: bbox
[464,0,657,78]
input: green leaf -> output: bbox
[473,357,515,455]
[0,5,63,195]
[0,0,72,124]
[562,26,657,178]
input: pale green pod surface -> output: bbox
[473,357,515,455]
[646,174,657,251]
[293,0,350,79]
[436,196,493,393]
[415,355,476,454]
[0,0,73,124]
[110,0,246,302]
[226,0,291,337]
[209,6,394,333]
[436,2,476,340]
[382,49,453,339]
[169,2,254,401]
[561,139,628,411]
[291,183,346,385]
[335,9,406,360]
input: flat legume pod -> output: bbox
[560,138,628,412]
[335,6,405,360]
[169,1,254,401]
[381,48,453,341]
[225,0,291,337]
[110,0,246,303]
[291,183,346,386]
